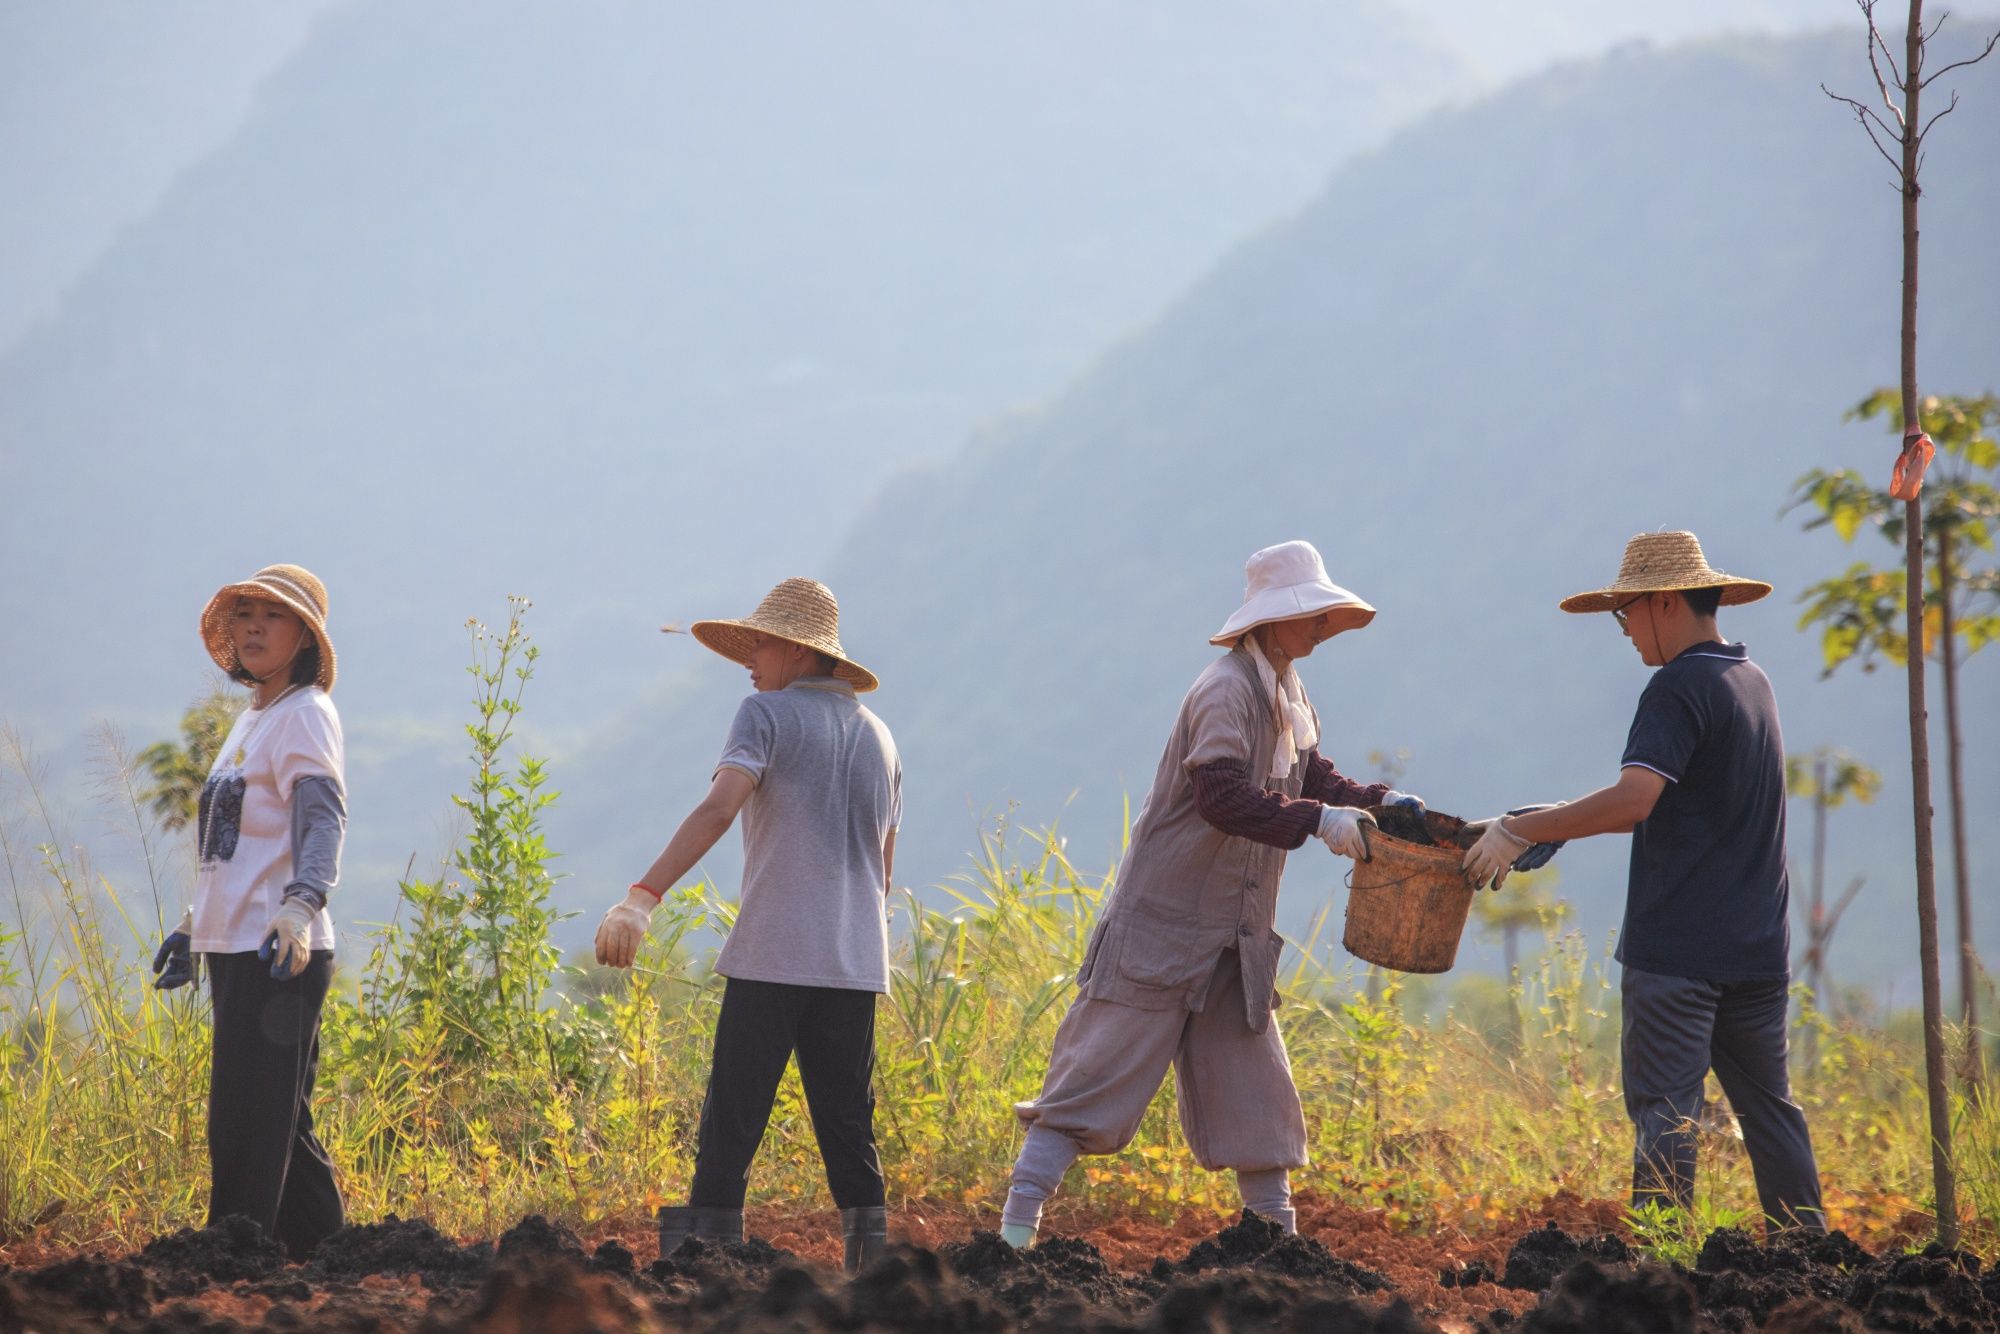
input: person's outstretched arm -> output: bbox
[1462,766,1667,889]
[596,768,755,968]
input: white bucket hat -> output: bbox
[1209,540,1376,646]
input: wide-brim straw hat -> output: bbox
[1210,539,1376,646]
[200,564,337,691]
[1559,531,1772,613]
[688,577,879,692]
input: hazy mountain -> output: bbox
[0,0,338,354]
[1,0,1465,747]
[1406,0,1843,80]
[574,29,2000,992]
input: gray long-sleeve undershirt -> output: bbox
[284,775,346,911]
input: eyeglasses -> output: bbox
[1611,594,1645,629]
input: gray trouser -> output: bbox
[1621,966,1824,1231]
[1015,946,1308,1170]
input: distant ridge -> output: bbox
[574,29,2000,982]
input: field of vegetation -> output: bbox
[2,604,1994,1282]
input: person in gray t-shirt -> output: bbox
[594,578,900,1275]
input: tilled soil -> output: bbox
[0,1205,1991,1333]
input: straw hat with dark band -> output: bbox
[200,564,337,690]
[1560,531,1771,614]
[688,577,879,692]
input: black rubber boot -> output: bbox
[841,1205,889,1275]
[693,1206,745,1245]
[657,1205,696,1260]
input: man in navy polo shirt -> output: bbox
[1463,531,1824,1233]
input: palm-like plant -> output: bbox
[137,686,244,832]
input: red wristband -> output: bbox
[630,881,663,902]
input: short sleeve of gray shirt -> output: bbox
[712,678,900,992]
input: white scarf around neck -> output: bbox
[1242,636,1318,780]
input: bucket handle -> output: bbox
[1344,864,1443,892]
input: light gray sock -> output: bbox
[1001,1125,1080,1230]
[1236,1167,1296,1234]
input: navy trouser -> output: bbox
[687,977,884,1210]
[1621,966,1824,1232]
[206,950,345,1259]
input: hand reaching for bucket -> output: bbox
[1461,817,1531,890]
[1317,806,1376,860]
[1382,790,1425,816]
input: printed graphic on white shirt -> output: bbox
[190,688,344,955]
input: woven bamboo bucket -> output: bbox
[1341,807,1477,974]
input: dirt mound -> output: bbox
[1504,1256,1699,1333]
[0,1253,158,1327]
[1441,1260,1497,1289]
[1500,1221,1633,1291]
[1150,1273,1443,1333]
[138,1215,291,1293]
[494,1213,587,1265]
[432,1249,663,1334]
[943,1230,1157,1323]
[4,1206,1992,1332]
[1843,1246,1994,1333]
[1761,1297,1867,1332]
[1688,1227,1872,1328]
[1171,1210,1393,1293]
[308,1214,493,1289]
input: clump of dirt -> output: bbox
[590,1239,637,1277]
[1171,1210,1392,1293]
[494,1213,587,1265]
[308,1214,492,1289]
[1761,1297,1867,1332]
[1500,1221,1632,1292]
[137,1215,290,1293]
[430,1249,664,1334]
[1687,1227,1870,1328]
[1148,1273,1442,1333]
[1369,806,1479,851]
[1505,1256,1698,1333]
[944,1230,1157,1322]
[844,1247,1013,1332]
[6,1206,1993,1332]
[1842,1245,1993,1333]
[1442,1260,1497,1289]
[0,1253,157,1326]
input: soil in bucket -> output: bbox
[1369,806,1480,851]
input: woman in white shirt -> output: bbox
[152,563,347,1258]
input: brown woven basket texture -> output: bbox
[1342,807,1477,975]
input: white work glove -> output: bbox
[259,897,317,980]
[1462,817,1533,891]
[1317,805,1377,860]
[594,886,657,969]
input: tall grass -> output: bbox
[2,606,1993,1253]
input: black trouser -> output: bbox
[1621,966,1825,1232]
[687,977,884,1210]
[205,950,345,1259]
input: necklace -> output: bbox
[231,682,306,767]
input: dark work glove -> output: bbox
[152,908,195,990]
[1505,804,1567,872]
[1382,789,1426,817]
